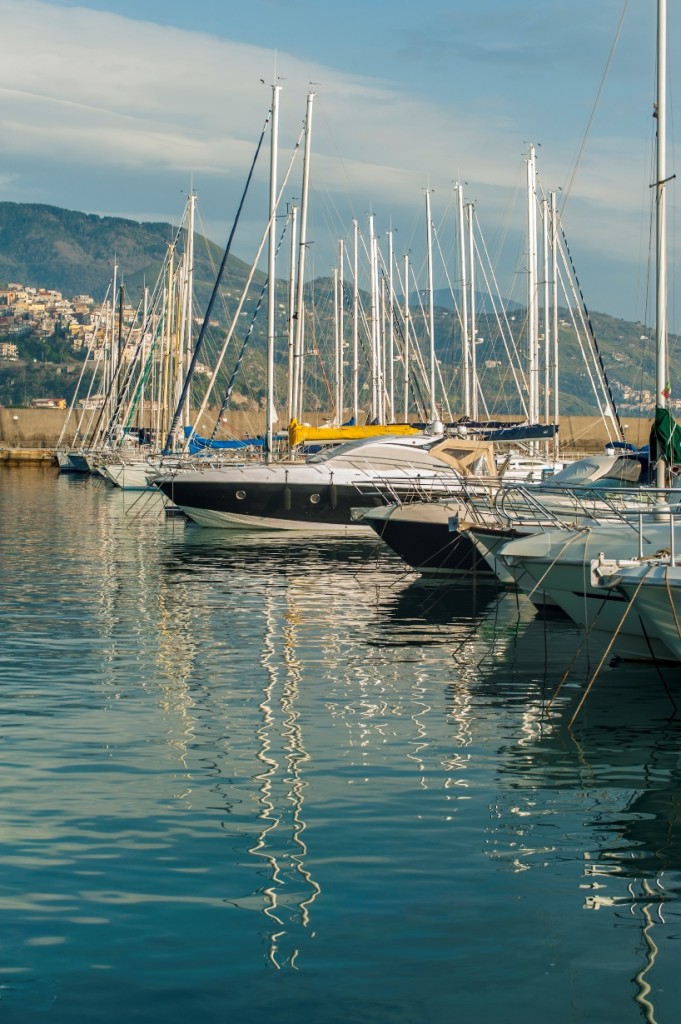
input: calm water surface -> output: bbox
[1,466,680,1023]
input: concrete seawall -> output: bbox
[0,406,653,457]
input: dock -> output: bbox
[0,448,57,465]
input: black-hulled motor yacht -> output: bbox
[152,432,491,532]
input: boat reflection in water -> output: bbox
[475,626,681,1024]
[151,530,516,966]
[6,470,681,1018]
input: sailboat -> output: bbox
[357,142,644,579]
[496,0,681,659]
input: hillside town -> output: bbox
[0,282,136,356]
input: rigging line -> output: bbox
[558,225,625,439]
[471,219,530,416]
[311,308,337,415]
[87,280,138,449]
[57,285,112,447]
[162,105,273,454]
[207,212,293,441]
[568,564,655,728]
[559,0,630,214]
[111,206,193,441]
[187,124,305,449]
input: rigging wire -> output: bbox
[559,0,630,214]
[162,105,273,454]
[206,211,293,442]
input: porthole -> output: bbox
[235,490,246,500]
[310,493,321,504]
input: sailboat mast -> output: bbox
[403,252,410,421]
[655,0,668,487]
[456,184,470,418]
[333,265,340,421]
[352,218,359,420]
[467,202,478,421]
[291,91,315,423]
[551,190,560,460]
[266,83,281,461]
[369,212,379,421]
[527,144,539,426]
[183,191,196,431]
[387,229,395,420]
[107,260,118,405]
[542,197,550,427]
[338,238,345,421]
[425,189,436,422]
[286,203,298,422]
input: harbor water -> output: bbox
[1,466,680,1023]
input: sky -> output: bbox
[0,0,678,326]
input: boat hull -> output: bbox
[176,504,373,532]
[102,462,154,490]
[609,564,681,662]
[500,526,680,659]
[156,475,408,531]
[361,502,493,577]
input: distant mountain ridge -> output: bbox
[410,288,525,315]
[0,200,673,419]
[0,201,260,307]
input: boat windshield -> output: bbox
[549,455,642,487]
[306,434,438,464]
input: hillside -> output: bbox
[0,201,263,308]
[0,201,674,420]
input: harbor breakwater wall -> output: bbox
[0,406,653,455]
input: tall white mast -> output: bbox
[387,228,395,421]
[551,190,560,460]
[266,83,281,460]
[542,197,550,427]
[456,184,470,417]
[425,188,436,422]
[380,276,386,422]
[286,203,298,421]
[467,202,478,421]
[107,260,118,402]
[333,265,340,422]
[338,238,345,422]
[291,91,315,422]
[182,190,196,430]
[403,252,411,421]
[655,0,668,486]
[369,214,381,422]
[466,203,477,419]
[527,144,539,425]
[351,219,359,420]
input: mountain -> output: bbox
[410,288,525,315]
[0,201,674,420]
[0,201,263,307]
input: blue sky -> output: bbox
[0,0,677,325]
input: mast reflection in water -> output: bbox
[0,467,680,1023]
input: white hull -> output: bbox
[102,462,154,490]
[500,523,680,659]
[180,505,374,533]
[56,450,75,471]
[462,525,530,588]
[604,563,681,661]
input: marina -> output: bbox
[2,1,681,1020]
[1,463,680,1022]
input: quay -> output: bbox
[0,405,654,464]
[1,447,57,465]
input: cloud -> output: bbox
[0,0,675,321]
[0,0,599,190]
[0,1,538,235]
